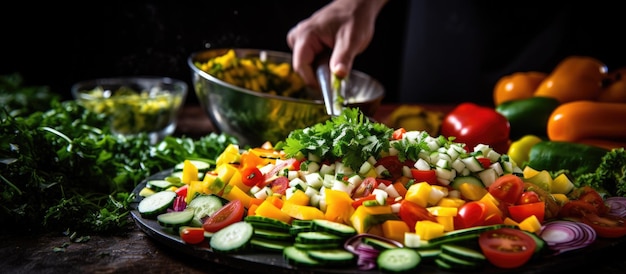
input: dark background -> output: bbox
[2,1,625,106]
[1,1,406,105]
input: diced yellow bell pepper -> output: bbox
[216,144,241,166]
[286,189,310,206]
[522,165,540,179]
[405,182,432,207]
[415,220,445,241]
[503,217,520,226]
[221,185,252,208]
[552,193,569,206]
[203,173,226,196]
[324,188,355,224]
[382,220,410,243]
[437,197,466,208]
[551,173,575,194]
[226,169,250,193]
[518,215,542,233]
[281,201,325,220]
[436,216,455,232]
[349,205,395,234]
[181,160,199,184]
[254,199,292,224]
[458,182,488,201]
[427,206,458,217]
[479,193,503,218]
[215,164,238,185]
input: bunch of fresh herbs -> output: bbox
[0,74,237,235]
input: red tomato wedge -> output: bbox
[581,213,626,238]
[203,199,245,232]
[455,201,487,229]
[488,174,524,205]
[507,201,545,223]
[375,156,405,180]
[479,228,537,268]
[353,177,378,198]
[398,200,437,232]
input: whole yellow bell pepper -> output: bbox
[507,135,542,167]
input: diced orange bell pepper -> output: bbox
[324,188,355,224]
[254,200,292,223]
[382,220,410,243]
[221,185,252,208]
[281,201,325,220]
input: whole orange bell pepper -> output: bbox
[547,100,626,149]
[598,67,626,103]
[493,71,547,106]
[534,56,608,103]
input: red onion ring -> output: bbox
[538,220,596,254]
[605,197,626,218]
[344,234,403,270]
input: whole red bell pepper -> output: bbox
[440,102,511,153]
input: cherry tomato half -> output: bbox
[455,201,487,229]
[517,191,540,205]
[203,199,245,232]
[353,177,378,198]
[270,176,290,195]
[581,213,626,238]
[488,174,524,205]
[241,167,264,187]
[179,226,206,244]
[576,186,609,215]
[479,228,537,268]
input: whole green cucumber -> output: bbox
[495,96,561,140]
[527,141,608,178]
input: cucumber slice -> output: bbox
[293,242,341,250]
[137,190,177,219]
[311,219,357,238]
[437,252,480,270]
[187,194,223,220]
[210,221,254,253]
[157,208,195,230]
[306,249,356,266]
[244,215,292,232]
[253,228,294,241]
[283,246,321,266]
[450,175,484,190]
[295,232,342,244]
[250,238,292,252]
[377,248,421,272]
[147,180,174,192]
[440,244,486,263]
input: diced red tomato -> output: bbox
[175,184,188,199]
[581,213,626,238]
[410,169,438,185]
[479,228,537,268]
[488,174,524,205]
[376,156,405,180]
[477,157,492,169]
[398,200,437,232]
[392,128,407,140]
[179,226,206,244]
[352,194,377,209]
[507,201,545,223]
[241,166,264,187]
[203,199,245,232]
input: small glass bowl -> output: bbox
[72,76,188,143]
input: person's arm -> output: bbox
[287,0,388,87]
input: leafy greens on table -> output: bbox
[0,74,237,234]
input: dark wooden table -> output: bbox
[1,104,625,274]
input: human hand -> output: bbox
[287,0,387,87]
